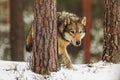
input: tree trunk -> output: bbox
[102,0,120,63]
[82,0,92,63]
[32,0,60,74]
[10,0,24,61]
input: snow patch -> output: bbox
[0,60,120,80]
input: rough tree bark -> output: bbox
[102,0,120,63]
[10,0,24,61]
[32,0,60,74]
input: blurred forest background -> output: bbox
[0,0,104,63]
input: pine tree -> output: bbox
[32,0,60,74]
[10,0,24,61]
[102,0,120,62]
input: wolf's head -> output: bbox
[57,11,86,46]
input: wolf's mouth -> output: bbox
[72,41,81,47]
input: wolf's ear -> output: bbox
[81,17,86,26]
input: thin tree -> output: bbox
[102,0,120,62]
[32,0,60,74]
[10,0,24,61]
[82,0,92,63]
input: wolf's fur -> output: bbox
[26,11,86,70]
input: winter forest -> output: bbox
[0,0,120,80]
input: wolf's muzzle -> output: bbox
[76,41,81,46]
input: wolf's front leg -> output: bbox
[61,48,74,70]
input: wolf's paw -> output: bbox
[67,65,77,70]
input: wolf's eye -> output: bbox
[70,31,75,34]
[79,31,82,33]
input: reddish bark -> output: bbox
[32,0,60,74]
[82,0,92,63]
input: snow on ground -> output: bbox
[0,60,120,80]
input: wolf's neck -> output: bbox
[58,31,70,42]
[58,33,70,47]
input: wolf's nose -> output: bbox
[76,41,81,46]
